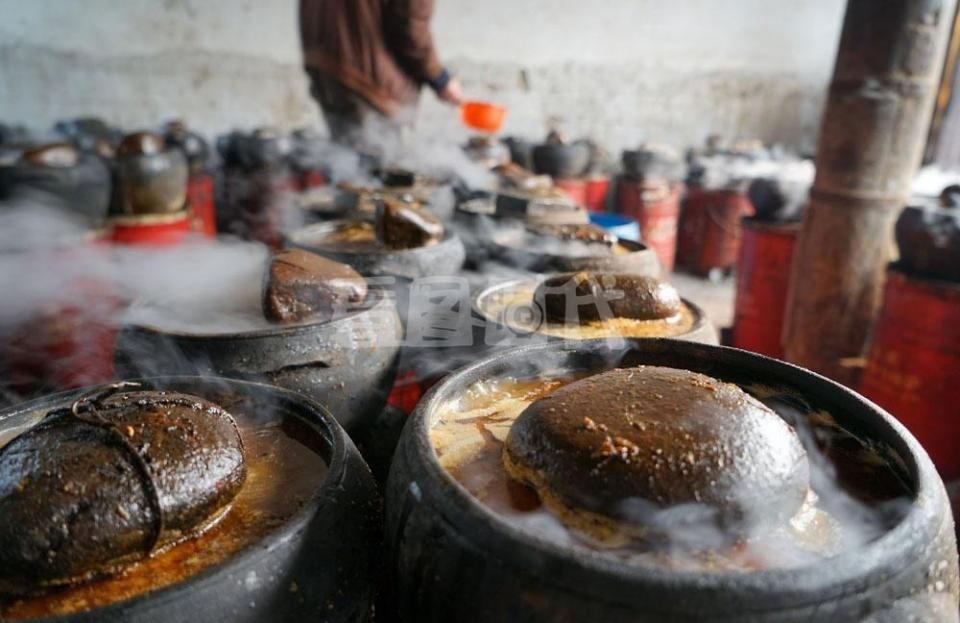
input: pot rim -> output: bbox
[471,277,711,340]
[287,218,462,258]
[489,229,650,262]
[403,338,947,609]
[123,286,397,342]
[0,375,350,621]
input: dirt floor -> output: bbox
[671,269,736,332]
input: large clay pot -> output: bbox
[0,376,381,622]
[385,339,959,623]
[112,132,188,217]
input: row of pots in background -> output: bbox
[0,126,217,246]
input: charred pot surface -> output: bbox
[536,272,682,324]
[503,366,810,542]
[263,249,368,324]
[0,383,246,595]
[385,339,959,623]
[0,377,381,623]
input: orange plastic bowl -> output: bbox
[461,101,507,133]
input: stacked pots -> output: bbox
[109,132,191,246]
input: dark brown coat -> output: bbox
[300,0,444,116]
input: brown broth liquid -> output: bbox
[1,405,327,619]
[431,375,910,572]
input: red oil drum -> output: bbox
[5,239,123,395]
[616,180,682,273]
[584,175,610,213]
[8,293,121,393]
[677,188,754,276]
[730,219,799,359]
[859,267,960,479]
[186,172,216,238]
[387,369,423,415]
[110,211,192,247]
[554,178,588,208]
[294,169,326,192]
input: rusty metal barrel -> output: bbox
[186,172,216,238]
[859,266,960,480]
[677,187,754,276]
[616,181,682,273]
[730,219,800,359]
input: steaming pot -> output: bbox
[385,339,958,622]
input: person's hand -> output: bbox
[438,78,464,106]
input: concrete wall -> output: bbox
[0,0,846,154]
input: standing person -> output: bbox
[300,0,463,149]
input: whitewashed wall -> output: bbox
[0,0,846,153]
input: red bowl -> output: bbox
[461,101,507,133]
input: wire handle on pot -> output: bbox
[60,381,167,554]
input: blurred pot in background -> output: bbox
[109,132,190,246]
[217,127,295,247]
[895,202,960,283]
[164,120,216,238]
[531,131,591,179]
[54,117,123,160]
[0,142,112,226]
[112,132,188,216]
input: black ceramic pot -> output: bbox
[217,129,292,172]
[287,220,466,281]
[0,376,381,623]
[502,137,534,170]
[115,291,401,433]
[385,339,959,623]
[490,231,663,276]
[0,144,111,225]
[472,278,718,345]
[895,204,960,283]
[216,130,295,246]
[621,147,684,183]
[112,133,188,217]
[531,141,591,179]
